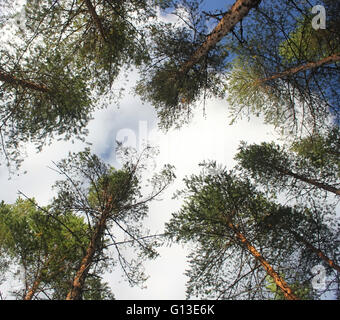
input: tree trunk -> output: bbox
[23,252,68,300]
[0,70,49,93]
[66,202,111,300]
[24,278,41,300]
[279,167,340,196]
[84,0,107,42]
[178,0,261,75]
[227,221,299,300]
[289,229,340,273]
[257,53,340,84]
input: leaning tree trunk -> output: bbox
[227,221,299,300]
[66,213,107,300]
[24,278,42,300]
[278,167,340,196]
[289,229,340,273]
[84,0,107,42]
[66,197,112,300]
[24,254,67,300]
[256,53,340,85]
[0,70,49,93]
[178,0,261,75]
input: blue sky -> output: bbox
[0,0,302,300]
[0,0,337,300]
[201,0,235,11]
[0,69,280,299]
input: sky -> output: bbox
[0,63,280,299]
[0,0,280,300]
[1,0,330,300]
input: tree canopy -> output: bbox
[166,162,339,299]
[0,198,114,299]
[0,0,339,301]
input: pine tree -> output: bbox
[235,140,340,198]
[226,0,340,134]
[166,162,339,299]
[166,163,306,299]
[0,44,92,171]
[136,0,261,130]
[0,0,161,170]
[0,198,113,300]
[48,147,174,300]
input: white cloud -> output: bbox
[0,2,281,300]
[98,96,280,299]
[0,86,279,299]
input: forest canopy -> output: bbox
[0,0,339,301]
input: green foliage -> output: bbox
[235,141,289,182]
[278,4,340,64]
[265,275,312,300]
[235,139,340,200]
[279,20,333,64]
[226,55,293,129]
[23,0,154,95]
[167,163,293,299]
[51,147,174,292]
[260,203,340,276]
[0,198,112,299]
[0,199,86,259]
[0,146,174,299]
[0,44,93,171]
[136,4,227,130]
[166,159,340,299]
[224,0,340,134]
[0,0,162,170]
[290,126,340,176]
[82,278,115,300]
[87,167,136,211]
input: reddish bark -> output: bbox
[257,53,340,84]
[279,167,340,196]
[227,220,299,300]
[289,230,340,273]
[179,0,261,75]
[84,0,107,42]
[66,196,113,300]
[0,70,49,93]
